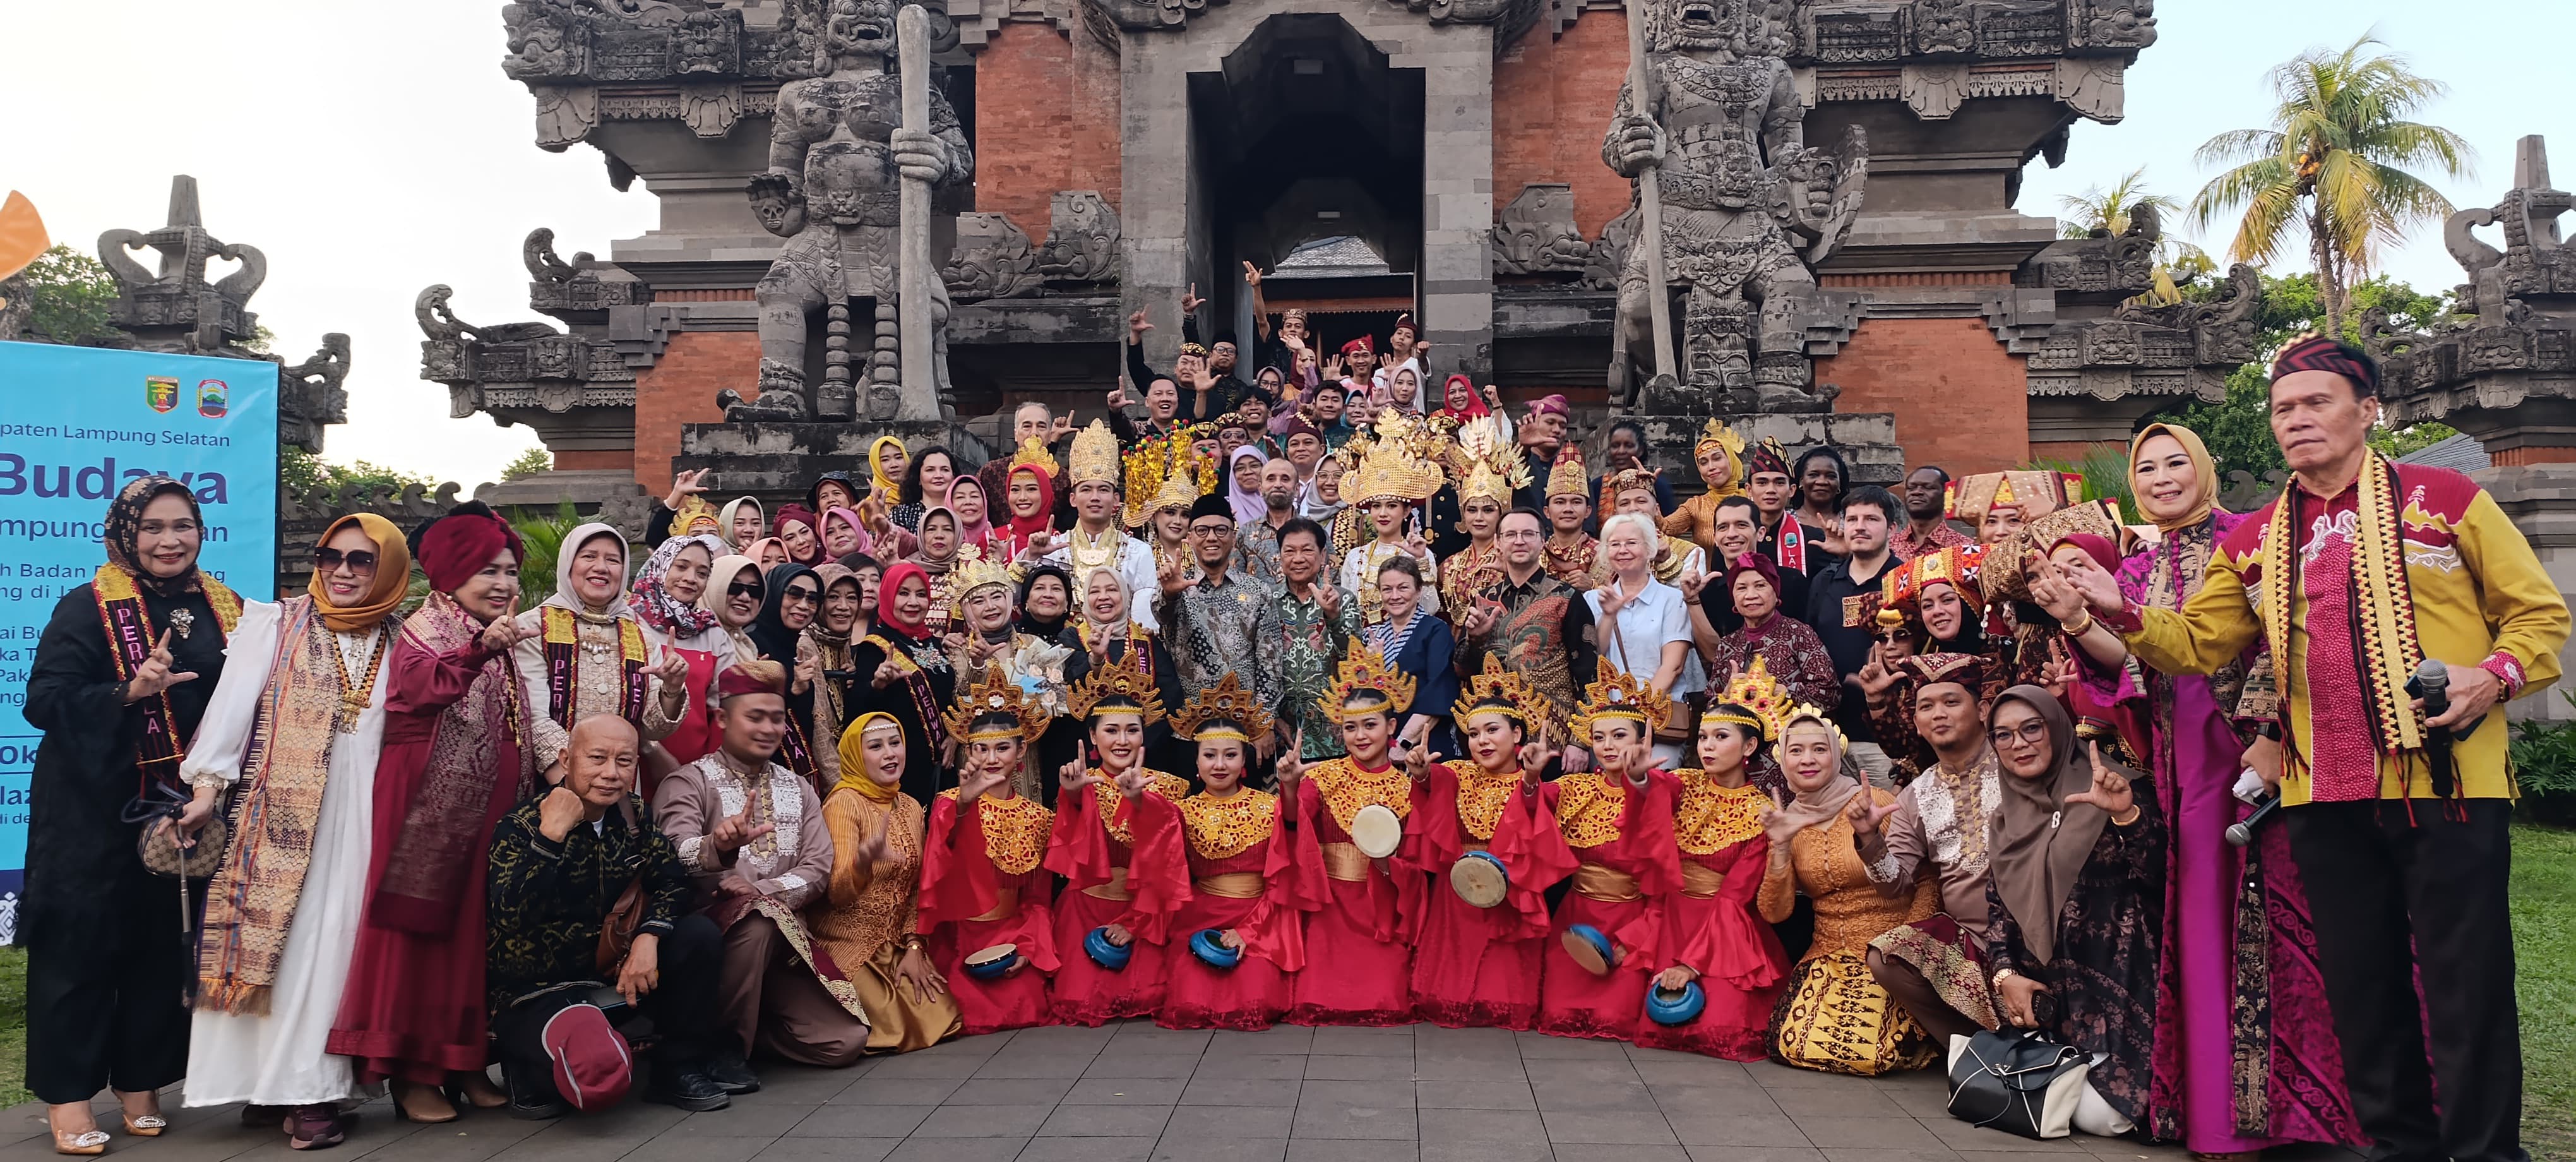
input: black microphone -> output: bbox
[2414,658,2451,735]
[2224,791,2278,848]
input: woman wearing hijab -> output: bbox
[1983,686,2164,1133]
[1756,708,1939,1075]
[1063,566,1191,782]
[329,503,537,1123]
[631,534,737,771]
[946,476,999,558]
[1017,563,1076,642]
[813,712,963,1053]
[509,524,686,784]
[821,506,871,561]
[2029,421,2358,1152]
[24,477,241,1153]
[868,436,910,506]
[1225,446,1268,528]
[747,536,792,571]
[900,506,967,638]
[849,563,958,805]
[718,496,766,552]
[808,564,866,786]
[774,504,827,567]
[996,448,1059,563]
[176,516,410,1148]
[749,562,826,784]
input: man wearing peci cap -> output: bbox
[2050,333,2570,1162]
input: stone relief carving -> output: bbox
[747,0,974,421]
[943,213,1044,300]
[1580,205,1639,292]
[1037,190,1123,284]
[97,176,267,353]
[278,334,352,454]
[1601,0,1867,408]
[523,227,650,318]
[1491,184,1592,276]
[415,284,634,424]
[2374,136,2576,426]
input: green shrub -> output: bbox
[2510,692,2576,826]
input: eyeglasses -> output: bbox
[782,586,820,605]
[728,582,765,599]
[314,548,379,573]
[1988,722,2051,746]
[1189,523,1234,536]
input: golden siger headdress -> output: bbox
[1068,419,1120,486]
[1545,443,1589,500]
[948,557,1016,616]
[1171,672,1273,745]
[1121,425,1217,528]
[1453,655,1544,732]
[1344,421,1443,506]
[1008,435,1061,477]
[1070,661,1168,726]
[1454,416,1530,508]
[1568,657,1674,739]
[941,664,1050,745]
[1706,656,1793,744]
[1318,637,1417,724]
[672,494,723,537]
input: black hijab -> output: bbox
[750,562,820,666]
[1017,562,1075,640]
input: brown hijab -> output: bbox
[307,513,412,633]
[1768,711,1862,833]
[1986,685,2116,964]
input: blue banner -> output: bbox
[0,341,277,932]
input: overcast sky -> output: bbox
[13,2,2567,486]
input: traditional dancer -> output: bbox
[1046,665,1193,1025]
[1534,661,1681,1039]
[917,666,1059,1034]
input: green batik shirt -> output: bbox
[1273,580,1363,760]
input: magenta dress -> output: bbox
[2082,511,2361,1151]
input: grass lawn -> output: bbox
[2513,822,2576,1161]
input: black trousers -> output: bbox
[2286,798,2525,1162]
[24,874,194,1105]
[495,913,724,1101]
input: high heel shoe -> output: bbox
[119,1114,165,1138]
[51,1130,109,1157]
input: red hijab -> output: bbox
[1003,462,1057,553]
[876,561,933,639]
[1433,373,1489,422]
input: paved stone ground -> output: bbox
[1,1021,2358,1162]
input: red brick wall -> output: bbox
[973,23,1123,243]
[2492,446,2576,465]
[1494,11,1634,241]
[1815,316,2029,475]
[555,450,628,472]
[632,331,761,492]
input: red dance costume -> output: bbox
[657,647,721,769]
[1405,762,1576,1029]
[1634,770,1786,1059]
[1286,758,1423,1025]
[1128,786,1321,1029]
[1046,772,1195,1025]
[919,789,1059,1034]
[1535,769,1682,1039]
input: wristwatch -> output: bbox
[1991,967,2018,990]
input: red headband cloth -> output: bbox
[1340,335,1374,357]
[717,659,787,700]
[2048,532,2123,575]
[2270,333,2380,395]
[1526,393,1570,418]
[1724,551,1780,595]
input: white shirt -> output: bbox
[1584,575,1703,697]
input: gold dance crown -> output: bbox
[1319,637,1417,724]
[1568,657,1674,739]
[1068,419,1120,486]
[1455,416,1530,508]
[1172,671,1275,744]
[943,664,1051,744]
[1708,656,1793,743]
[1008,436,1060,477]
[1453,654,1545,731]
[1070,662,1169,726]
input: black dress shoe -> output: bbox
[644,1065,731,1113]
[504,1066,568,1122]
[704,1051,761,1095]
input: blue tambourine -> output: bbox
[963,943,1020,979]
[1561,924,1619,977]
[1085,926,1133,971]
[1189,929,1243,970]
[1644,978,1707,1026]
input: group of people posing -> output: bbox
[17,320,2556,1162]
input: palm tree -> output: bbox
[2190,32,2473,336]
[2057,167,2214,304]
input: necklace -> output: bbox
[1068,525,1121,574]
[330,624,395,733]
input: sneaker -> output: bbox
[643,1064,731,1113]
[285,1105,348,1151]
[703,1051,760,1095]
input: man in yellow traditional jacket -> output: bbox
[2056,334,2567,1162]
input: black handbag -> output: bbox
[1945,1027,2090,1139]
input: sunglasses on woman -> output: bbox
[782,585,820,605]
[728,581,765,599]
[313,547,379,573]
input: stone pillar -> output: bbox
[1408,27,1496,383]
[1119,30,1193,374]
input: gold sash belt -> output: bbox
[969,885,1021,923]
[1571,863,1640,902]
[1081,867,1132,902]
[1195,872,1265,899]
[1679,862,1724,899]
[1320,842,1372,882]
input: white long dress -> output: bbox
[179,599,388,1107]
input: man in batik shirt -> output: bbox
[1271,516,1362,763]
[1453,508,1592,733]
[1157,494,1284,755]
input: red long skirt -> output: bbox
[1291,881,1413,1026]
[1409,887,1543,1031]
[1159,891,1294,1031]
[932,904,1058,1036]
[1049,889,1172,1026]
[1537,895,1657,1039]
